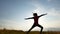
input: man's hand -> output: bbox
[42,13,47,16]
[25,18,28,20]
[25,17,34,20]
[44,13,47,15]
[41,13,47,16]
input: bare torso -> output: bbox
[34,16,39,25]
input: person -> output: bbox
[25,13,47,34]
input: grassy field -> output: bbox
[0,29,60,34]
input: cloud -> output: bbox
[47,8,60,17]
[32,8,42,13]
[47,20,60,28]
[47,0,54,2]
[47,0,52,2]
[32,8,47,17]
[0,19,21,30]
[0,19,33,30]
[47,0,57,2]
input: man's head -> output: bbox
[33,13,38,17]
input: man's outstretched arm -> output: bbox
[25,17,34,20]
[38,13,47,18]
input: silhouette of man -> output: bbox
[25,13,47,34]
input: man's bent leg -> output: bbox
[38,24,43,34]
[27,24,36,34]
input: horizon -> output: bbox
[0,27,60,31]
[0,0,60,31]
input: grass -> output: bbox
[0,29,60,34]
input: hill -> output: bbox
[0,29,60,34]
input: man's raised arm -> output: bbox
[25,17,34,20]
[38,13,47,18]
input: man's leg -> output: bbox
[27,24,36,34]
[38,24,43,34]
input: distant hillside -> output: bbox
[0,29,60,34]
[46,28,60,31]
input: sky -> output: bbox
[0,0,60,31]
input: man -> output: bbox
[25,13,47,34]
